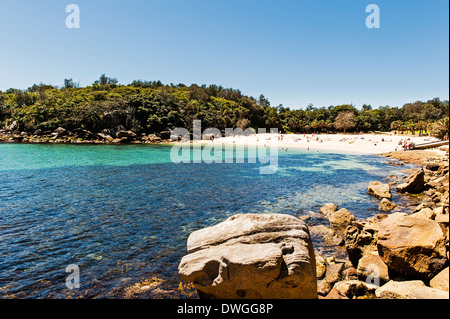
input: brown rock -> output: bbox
[317,280,332,296]
[325,287,349,299]
[328,208,355,228]
[178,214,318,299]
[368,181,392,199]
[375,280,449,299]
[357,250,389,285]
[377,213,447,280]
[332,280,378,299]
[342,266,358,281]
[429,267,449,292]
[315,252,326,279]
[320,203,338,217]
[397,169,425,193]
[116,130,137,139]
[323,262,345,284]
[434,213,449,225]
[345,223,378,267]
[378,198,396,211]
[411,207,436,220]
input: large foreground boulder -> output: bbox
[377,213,447,280]
[178,214,317,299]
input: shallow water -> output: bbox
[0,143,416,298]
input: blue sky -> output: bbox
[0,0,448,109]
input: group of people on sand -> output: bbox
[400,138,415,150]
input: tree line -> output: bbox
[0,75,448,139]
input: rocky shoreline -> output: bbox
[306,148,448,299]
[0,126,174,144]
[314,148,449,299]
[178,148,449,299]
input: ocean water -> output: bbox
[0,143,416,298]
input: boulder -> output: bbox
[178,214,318,299]
[378,198,396,211]
[328,208,355,228]
[357,250,389,285]
[324,287,349,299]
[73,128,94,139]
[342,265,358,281]
[315,251,326,279]
[159,131,172,140]
[96,133,114,142]
[429,267,449,292]
[319,203,338,217]
[53,127,68,136]
[434,213,449,225]
[368,181,392,199]
[345,222,378,267]
[323,262,345,284]
[145,134,162,143]
[377,213,447,280]
[309,225,344,246]
[375,280,449,299]
[331,280,378,299]
[425,162,441,171]
[397,169,425,193]
[317,280,333,296]
[437,164,449,177]
[411,207,436,220]
[6,120,18,131]
[116,130,137,139]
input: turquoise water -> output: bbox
[0,143,414,298]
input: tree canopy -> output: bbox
[0,77,448,138]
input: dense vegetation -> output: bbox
[0,75,449,139]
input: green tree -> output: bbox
[63,78,79,89]
[430,117,449,140]
[94,74,118,86]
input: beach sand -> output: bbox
[208,133,444,156]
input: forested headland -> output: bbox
[1,75,449,139]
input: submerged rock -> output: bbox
[178,214,318,299]
[319,203,338,217]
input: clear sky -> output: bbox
[0,0,448,109]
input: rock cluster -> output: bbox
[0,126,173,144]
[178,149,449,299]
[320,149,449,299]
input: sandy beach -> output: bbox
[209,133,444,155]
